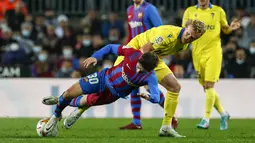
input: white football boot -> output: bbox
[42,96,59,105]
[159,126,186,138]
[64,108,82,129]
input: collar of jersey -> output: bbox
[177,28,185,40]
[196,3,212,9]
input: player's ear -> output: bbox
[185,19,193,28]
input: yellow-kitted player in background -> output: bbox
[182,0,241,130]
[114,21,206,137]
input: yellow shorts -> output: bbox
[114,56,172,82]
[193,53,222,86]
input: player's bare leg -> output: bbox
[197,81,230,130]
[158,73,185,137]
[44,82,83,133]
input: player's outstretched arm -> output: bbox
[91,44,121,60]
[143,73,160,103]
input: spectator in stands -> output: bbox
[101,12,124,38]
[91,34,104,51]
[247,40,255,78]
[223,41,237,66]
[75,32,93,58]
[32,49,54,77]
[2,42,26,65]
[55,14,68,38]
[56,26,76,55]
[227,48,250,78]
[20,21,37,42]
[106,27,121,44]
[55,60,73,78]
[5,0,25,32]
[44,8,58,27]
[246,13,255,41]
[56,45,76,70]
[41,24,58,54]
[86,10,101,35]
[34,15,45,40]
[235,27,250,49]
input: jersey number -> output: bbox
[87,73,99,84]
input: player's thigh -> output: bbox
[205,55,222,83]
[86,89,119,106]
[114,56,124,66]
[154,60,173,82]
[193,59,205,86]
[79,72,103,94]
[65,82,83,99]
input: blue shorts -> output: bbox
[79,69,107,94]
[79,69,119,106]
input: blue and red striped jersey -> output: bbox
[126,1,162,43]
[92,44,160,103]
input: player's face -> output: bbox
[136,62,148,73]
[133,0,142,4]
[198,0,210,7]
[182,25,203,44]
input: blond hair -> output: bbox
[185,19,206,34]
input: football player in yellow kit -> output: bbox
[182,0,241,130]
[113,20,206,137]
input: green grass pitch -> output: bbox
[0,118,254,143]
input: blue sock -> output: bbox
[131,89,141,126]
[54,94,72,118]
[69,96,83,107]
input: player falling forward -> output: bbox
[63,20,206,137]
[42,44,161,135]
[182,0,240,130]
[121,0,163,130]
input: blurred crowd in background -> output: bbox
[0,0,255,78]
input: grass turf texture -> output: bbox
[0,118,254,143]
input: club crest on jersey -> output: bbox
[138,12,143,18]
[211,13,215,18]
[155,36,164,45]
[194,13,198,17]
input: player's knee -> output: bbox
[166,82,181,93]
[63,90,73,100]
[204,81,215,89]
[173,83,181,93]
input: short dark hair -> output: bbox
[138,52,159,72]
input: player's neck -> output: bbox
[199,3,210,10]
[134,0,144,8]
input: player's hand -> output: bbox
[138,93,150,100]
[230,19,241,31]
[83,57,97,68]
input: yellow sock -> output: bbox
[162,91,179,126]
[204,88,216,119]
[78,106,89,114]
[214,91,225,114]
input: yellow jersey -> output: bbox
[127,25,189,57]
[182,4,229,57]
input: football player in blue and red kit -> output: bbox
[42,44,160,134]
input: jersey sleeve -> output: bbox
[149,30,174,51]
[145,5,163,26]
[182,8,190,27]
[146,72,160,103]
[220,8,232,34]
[92,44,120,60]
